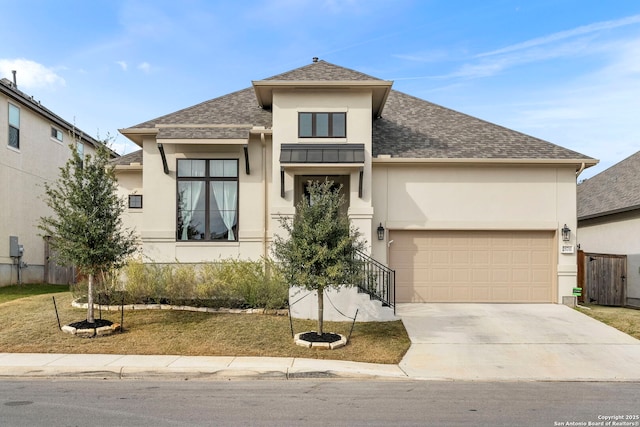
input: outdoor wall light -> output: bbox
[561,224,571,242]
[377,223,385,240]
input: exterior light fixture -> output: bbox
[561,224,571,242]
[377,223,385,241]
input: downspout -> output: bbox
[261,132,268,260]
[576,162,586,178]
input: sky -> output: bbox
[1,0,639,180]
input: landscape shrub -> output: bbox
[85,258,290,309]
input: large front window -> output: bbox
[299,112,346,138]
[177,159,238,241]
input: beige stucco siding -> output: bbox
[1,96,96,284]
[132,136,271,263]
[371,164,579,303]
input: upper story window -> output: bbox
[299,112,346,138]
[51,127,63,142]
[76,142,84,168]
[176,159,238,242]
[8,103,20,149]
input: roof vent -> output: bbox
[312,57,318,63]
[12,70,17,88]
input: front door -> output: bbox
[294,175,350,217]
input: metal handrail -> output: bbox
[354,249,395,313]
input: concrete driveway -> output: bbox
[396,303,640,381]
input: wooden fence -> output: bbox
[577,250,626,306]
[43,237,75,285]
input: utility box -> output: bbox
[9,236,23,258]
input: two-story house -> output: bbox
[116,59,597,312]
[1,75,110,285]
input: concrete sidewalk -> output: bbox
[2,304,640,382]
[0,353,407,381]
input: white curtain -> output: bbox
[211,181,237,240]
[179,161,206,240]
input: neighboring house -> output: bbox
[0,75,111,286]
[577,151,640,308]
[116,59,596,308]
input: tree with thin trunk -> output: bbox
[39,136,136,324]
[273,179,365,336]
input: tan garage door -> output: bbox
[390,230,555,303]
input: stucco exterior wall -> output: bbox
[371,163,579,303]
[0,96,96,285]
[131,135,271,263]
[270,89,374,246]
[578,212,640,301]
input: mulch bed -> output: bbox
[299,331,342,343]
[67,319,114,329]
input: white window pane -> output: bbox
[210,160,223,177]
[316,113,329,137]
[299,113,312,137]
[223,160,237,177]
[178,159,206,177]
[332,113,345,137]
[9,104,19,127]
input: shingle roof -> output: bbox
[373,90,592,159]
[130,87,270,130]
[111,149,142,166]
[123,60,594,162]
[577,151,640,219]
[264,60,382,81]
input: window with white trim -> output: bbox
[51,127,63,142]
[8,103,20,149]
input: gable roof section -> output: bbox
[111,149,142,166]
[120,60,596,164]
[264,60,382,81]
[577,151,640,220]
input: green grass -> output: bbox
[577,304,640,340]
[0,290,410,364]
[0,283,69,304]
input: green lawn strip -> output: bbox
[576,304,640,340]
[0,283,69,305]
[0,292,410,364]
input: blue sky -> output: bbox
[2,1,639,179]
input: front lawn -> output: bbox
[0,290,410,364]
[0,283,69,304]
[577,304,640,340]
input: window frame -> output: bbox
[176,158,239,242]
[128,194,143,209]
[8,103,20,149]
[51,127,63,142]
[298,112,346,138]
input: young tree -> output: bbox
[273,179,365,336]
[39,137,137,324]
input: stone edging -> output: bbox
[294,332,347,350]
[71,299,289,316]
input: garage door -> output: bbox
[390,230,555,303]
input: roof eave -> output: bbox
[578,204,640,221]
[372,157,599,170]
[118,127,159,146]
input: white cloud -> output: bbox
[0,58,65,90]
[137,62,151,73]
[477,14,640,58]
[116,61,128,71]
